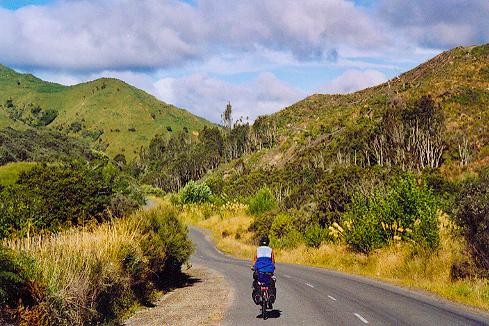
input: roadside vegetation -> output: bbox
[174,174,489,311]
[0,160,144,238]
[0,205,192,325]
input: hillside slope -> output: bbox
[0,65,213,158]
[203,44,488,205]
[257,45,488,172]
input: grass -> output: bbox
[0,65,213,159]
[3,203,192,325]
[0,162,36,186]
[177,202,489,312]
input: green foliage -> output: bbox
[140,120,277,192]
[205,175,225,195]
[0,246,36,307]
[139,208,193,284]
[179,180,213,204]
[0,161,141,238]
[140,184,165,197]
[248,211,276,243]
[452,169,489,276]
[36,108,58,127]
[270,213,303,249]
[0,162,36,186]
[304,224,326,248]
[0,127,95,165]
[247,186,277,216]
[342,174,439,253]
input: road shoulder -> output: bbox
[124,265,232,326]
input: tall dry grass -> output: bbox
[5,217,140,324]
[3,203,192,325]
[178,203,489,311]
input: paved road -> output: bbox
[189,227,489,326]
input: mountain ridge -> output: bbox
[0,64,213,159]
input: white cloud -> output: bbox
[377,0,489,48]
[202,0,387,60]
[0,0,388,71]
[323,69,387,94]
[0,1,206,70]
[154,72,305,122]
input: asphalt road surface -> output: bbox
[189,227,489,326]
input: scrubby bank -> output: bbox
[0,206,192,325]
[176,193,489,311]
[0,160,144,238]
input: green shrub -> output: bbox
[304,224,326,248]
[452,169,489,276]
[139,208,193,285]
[141,184,165,197]
[270,213,303,249]
[205,175,224,195]
[0,161,141,238]
[179,180,213,204]
[342,174,439,253]
[0,246,36,308]
[248,186,277,216]
[248,211,277,243]
[110,194,140,218]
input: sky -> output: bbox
[0,0,488,122]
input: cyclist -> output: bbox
[252,235,276,307]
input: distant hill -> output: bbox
[0,65,213,159]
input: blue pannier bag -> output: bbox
[254,256,275,273]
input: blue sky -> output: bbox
[0,0,487,122]
[0,0,50,9]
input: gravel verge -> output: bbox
[124,265,232,326]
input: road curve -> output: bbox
[189,227,489,326]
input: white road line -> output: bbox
[354,313,369,324]
[215,248,225,256]
[305,282,314,288]
[327,295,337,301]
[283,274,292,279]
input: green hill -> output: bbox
[0,65,213,159]
[267,45,488,168]
[176,44,488,208]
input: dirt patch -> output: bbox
[124,265,231,326]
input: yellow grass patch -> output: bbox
[178,203,489,312]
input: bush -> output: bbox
[342,174,439,253]
[304,224,326,248]
[0,161,141,238]
[270,213,303,249]
[1,207,192,325]
[205,175,224,195]
[248,211,276,243]
[0,247,35,308]
[141,184,165,197]
[247,186,277,216]
[453,170,489,276]
[139,208,193,284]
[110,194,140,218]
[179,180,213,204]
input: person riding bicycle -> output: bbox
[252,235,276,307]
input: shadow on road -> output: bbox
[256,309,282,319]
[140,270,202,308]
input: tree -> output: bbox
[222,102,233,130]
